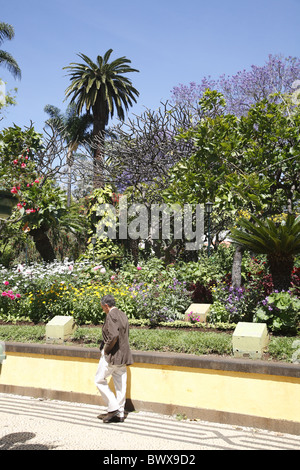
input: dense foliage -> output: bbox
[1,48,300,339]
[0,250,299,334]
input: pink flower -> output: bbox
[111,275,116,281]
[21,163,26,169]
[34,179,40,184]
[11,187,18,194]
[93,265,106,274]
[13,159,18,164]
[16,293,21,299]
[93,265,102,271]
[3,281,9,286]
[2,290,16,300]
[137,266,142,271]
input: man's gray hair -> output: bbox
[101,295,116,307]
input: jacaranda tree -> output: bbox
[171,54,300,117]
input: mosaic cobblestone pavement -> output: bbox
[0,393,299,451]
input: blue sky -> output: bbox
[1,0,299,134]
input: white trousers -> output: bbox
[95,351,127,416]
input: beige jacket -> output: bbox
[102,307,133,366]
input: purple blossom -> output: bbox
[170,54,300,117]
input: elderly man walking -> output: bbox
[95,295,133,423]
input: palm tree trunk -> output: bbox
[30,228,56,263]
[67,164,72,207]
[231,246,244,288]
[67,146,73,207]
[267,255,294,291]
[92,105,106,188]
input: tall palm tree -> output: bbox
[63,49,139,186]
[44,103,93,205]
[230,214,300,291]
[0,22,21,79]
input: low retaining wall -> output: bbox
[1,342,300,435]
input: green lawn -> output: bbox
[0,323,298,363]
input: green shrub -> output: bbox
[209,285,258,323]
[254,291,300,334]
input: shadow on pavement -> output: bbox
[0,432,55,450]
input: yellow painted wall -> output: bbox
[0,352,98,396]
[1,351,300,424]
[129,363,300,422]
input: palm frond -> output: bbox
[230,214,300,256]
[0,50,21,79]
[0,22,15,44]
[63,50,139,123]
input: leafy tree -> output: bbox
[0,22,21,79]
[165,89,300,285]
[63,49,139,186]
[166,89,300,217]
[0,125,87,262]
[230,215,300,292]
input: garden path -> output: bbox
[0,393,299,451]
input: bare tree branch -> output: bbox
[82,101,198,200]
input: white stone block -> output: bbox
[232,322,269,359]
[46,316,77,343]
[184,303,211,322]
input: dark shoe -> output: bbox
[97,413,108,420]
[103,410,119,423]
[108,415,124,423]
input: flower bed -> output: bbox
[0,253,299,335]
[0,259,192,325]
